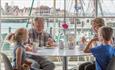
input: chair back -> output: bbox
[106,57,115,70]
[0,52,13,70]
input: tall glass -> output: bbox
[32,39,39,52]
[32,43,38,52]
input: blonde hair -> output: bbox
[91,17,105,27]
[6,28,28,43]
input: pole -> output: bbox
[54,0,56,15]
[94,0,98,17]
[0,0,1,69]
[75,0,77,44]
[64,0,66,23]
[63,1,68,70]
[0,0,1,49]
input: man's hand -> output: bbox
[47,38,56,47]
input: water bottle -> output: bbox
[59,39,65,49]
[68,42,75,49]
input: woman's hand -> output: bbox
[91,37,98,42]
[83,37,98,53]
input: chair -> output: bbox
[1,33,12,58]
[0,52,13,70]
[0,52,33,70]
[106,57,115,70]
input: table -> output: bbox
[26,47,91,70]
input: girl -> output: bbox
[6,28,35,70]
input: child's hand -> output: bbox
[24,59,32,67]
[25,44,33,52]
[22,62,31,70]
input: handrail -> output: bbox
[0,16,95,19]
[1,16,115,19]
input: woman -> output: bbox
[79,17,105,70]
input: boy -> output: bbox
[84,26,115,70]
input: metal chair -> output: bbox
[106,56,115,70]
[0,52,13,70]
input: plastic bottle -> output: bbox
[59,39,65,49]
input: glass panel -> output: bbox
[1,0,95,17]
[1,0,32,16]
[66,0,94,17]
[98,0,115,16]
[0,17,94,42]
[1,0,115,70]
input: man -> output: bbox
[27,17,55,70]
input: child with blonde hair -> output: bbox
[6,28,38,70]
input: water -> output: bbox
[0,22,93,43]
[0,22,61,42]
[1,22,59,33]
[1,22,29,33]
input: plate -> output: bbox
[45,47,55,49]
